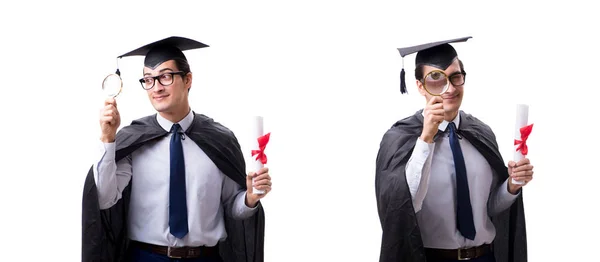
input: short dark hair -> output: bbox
[173,58,191,74]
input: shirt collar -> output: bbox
[156,108,194,132]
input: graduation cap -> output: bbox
[397,36,472,94]
[114,36,209,76]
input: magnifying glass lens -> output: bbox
[102,74,122,97]
[423,71,449,95]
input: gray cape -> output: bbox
[82,113,265,262]
[375,110,527,262]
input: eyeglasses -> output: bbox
[420,70,467,96]
[139,71,187,90]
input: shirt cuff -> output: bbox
[233,191,258,219]
[101,142,116,161]
[94,141,116,187]
[499,178,521,200]
[414,137,434,162]
[241,192,258,210]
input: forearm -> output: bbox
[405,138,434,212]
[489,178,520,216]
[222,175,258,220]
[93,141,131,209]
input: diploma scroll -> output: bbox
[250,116,270,195]
[513,104,532,185]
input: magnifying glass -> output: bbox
[421,70,466,96]
[102,57,123,98]
[102,72,123,98]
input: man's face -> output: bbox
[417,59,464,115]
[142,60,192,114]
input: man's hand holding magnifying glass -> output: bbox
[421,96,445,144]
[99,97,120,143]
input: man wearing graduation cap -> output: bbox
[82,36,271,262]
[375,36,533,262]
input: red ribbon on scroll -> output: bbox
[514,124,533,155]
[251,132,271,164]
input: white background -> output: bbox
[1,1,598,261]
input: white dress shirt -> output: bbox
[405,111,519,249]
[93,109,257,247]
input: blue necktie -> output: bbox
[169,123,188,239]
[448,122,476,240]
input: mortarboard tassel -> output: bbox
[400,68,407,94]
[115,57,121,76]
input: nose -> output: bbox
[446,80,457,93]
[153,80,166,92]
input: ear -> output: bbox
[184,72,193,90]
[416,80,426,96]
